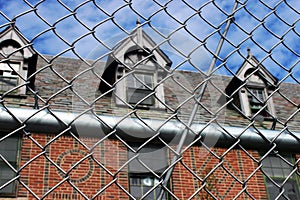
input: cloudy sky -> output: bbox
[0,0,299,82]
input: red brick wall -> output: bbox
[16,133,299,200]
[18,134,128,200]
[171,147,268,199]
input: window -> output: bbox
[126,73,154,106]
[262,154,300,200]
[0,31,37,95]
[113,48,167,108]
[237,85,275,118]
[0,135,20,196]
[124,50,156,107]
[247,87,269,117]
[101,25,172,109]
[224,52,277,119]
[130,174,165,199]
[0,62,20,93]
[128,145,169,199]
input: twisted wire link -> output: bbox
[0,0,299,199]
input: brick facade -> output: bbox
[15,133,277,200]
[17,134,129,200]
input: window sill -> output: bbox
[0,94,27,99]
[262,117,276,121]
[0,198,27,200]
[247,114,276,121]
[116,102,167,111]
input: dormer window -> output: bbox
[0,26,37,95]
[246,87,270,117]
[0,61,20,93]
[99,21,172,108]
[224,49,277,119]
[126,73,154,106]
[115,49,159,108]
[238,75,275,119]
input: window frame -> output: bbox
[0,134,21,197]
[128,144,169,200]
[126,72,155,106]
[0,61,21,94]
[261,154,300,200]
[239,85,275,119]
[0,60,27,96]
[246,87,270,117]
[115,49,166,109]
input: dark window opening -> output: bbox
[0,135,20,196]
[262,154,300,200]
[247,88,270,117]
[128,144,169,199]
[126,73,155,106]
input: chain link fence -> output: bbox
[0,0,299,199]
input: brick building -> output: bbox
[0,24,299,200]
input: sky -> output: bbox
[0,0,299,83]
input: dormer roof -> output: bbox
[99,21,172,93]
[235,48,277,84]
[225,49,278,97]
[106,20,172,69]
[0,25,35,59]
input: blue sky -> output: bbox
[0,0,299,83]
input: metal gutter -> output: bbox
[0,107,299,153]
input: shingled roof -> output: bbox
[1,53,299,133]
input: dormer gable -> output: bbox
[0,25,35,59]
[109,20,171,70]
[225,49,278,119]
[236,49,277,87]
[0,25,37,95]
[100,21,172,108]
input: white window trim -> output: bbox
[239,86,275,118]
[0,60,27,95]
[126,72,154,106]
[115,66,165,109]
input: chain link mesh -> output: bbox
[0,0,299,199]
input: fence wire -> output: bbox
[0,0,299,199]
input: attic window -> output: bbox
[247,87,270,117]
[126,73,154,106]
[124,50,156,107]
[0,28,37,96]
[225,50,277,120]
[0,62,20,93]
[239,69,276,118]
[102,22,172,109]
[114,47,166,109]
